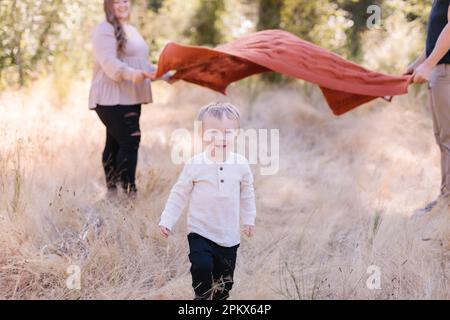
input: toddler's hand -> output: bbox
[159,226,170,238]
[243,225,253,238]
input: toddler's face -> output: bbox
[202,115,239,153]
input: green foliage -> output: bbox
[147,0,165,12]
[257,0,284,83]
[185,0,225,46]
[257,0,352,83]
[132,0,201,63]
[0,0,435,90]
[401,0,433,24]
[0,0,101,89]
[280,0,352,55]
[257,0,283,30]
[337,0,383,59]
[361,5,427,74]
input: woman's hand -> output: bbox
[412,60,436,84]
[149,71,175,82]
[130,70,153,84]
[243,225,254,238]
[159,225,170,238]
[162,71,175,82]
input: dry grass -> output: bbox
[0,77,448,300]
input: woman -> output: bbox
[407,0,450,216]
[89,0,166,197]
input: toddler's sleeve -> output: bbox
[92,23,136,82]
[241,163,257,226]
[159,164,194,230]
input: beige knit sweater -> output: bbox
[159,152,257,247]
[88,21,154,109]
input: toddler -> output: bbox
[159,102,256,300]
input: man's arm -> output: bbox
[413,5,450,83]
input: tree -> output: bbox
[147,0,165,12]
[186,0,225,46]
[257,0,283,30]
[0,0,101,88]
[281,0,352,56]
[256,0,284,83]
[337,0,383,59]
[256,0,352,83]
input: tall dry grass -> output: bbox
[0,77,448,299]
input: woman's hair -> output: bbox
[103,0,128,56]
[197,102,241,128]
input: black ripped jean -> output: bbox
[95,104,141,194]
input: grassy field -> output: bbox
[0,77,448,299]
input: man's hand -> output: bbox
[404,50,426,76]
[159,226,170,238]
[412,60,435,84]
[243,225,254,238]
[411,7,450,83]
[404,62,417,76]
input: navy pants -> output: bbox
[95,104,141,194]
[187,233,239,300]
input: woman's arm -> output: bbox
[92,24,151,83]
[413,6,450,83]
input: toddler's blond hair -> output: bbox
[197,102,241,128]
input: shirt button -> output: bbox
[220,179,224,183]
[220,167,223,171]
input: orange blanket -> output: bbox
[155,29,413,115]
